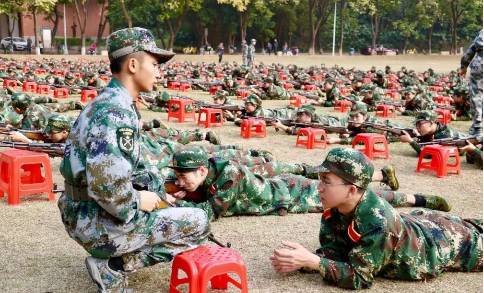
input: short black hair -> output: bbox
[110,51,147,74]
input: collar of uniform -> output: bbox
[107,77,124,89]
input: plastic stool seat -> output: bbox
[375,105,396,118]
[81,90,97,102]
[283,83,294,90]
[0,149,55,205]
[36,85,50,95]
[170,246,248,293]
[434,108,451,125]
[289,95,307,107]
[240,118,267,139]
[209,86,223,95]
[179,83,192,92]
[416,145,460,177]
[22,81,37,93]
[54,87,69,98]
[167,99,196,123]
[434,96,451,105]
[3,79,17,90]
[334,100,352,112]
[351,133,389,160]
[168,82,181,90]
[340,88,351,97]
[304,84,317,91]
[236,90,249,100]
[198,108,224,128]
[295,128,327,149]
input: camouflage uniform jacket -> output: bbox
[325,87,342,104]
[21,103,51,130]
[313,189,483,289]
[361,92,382,111]
[222,81,240,96]
[461,29,483,78]
[261,84,289,100]
[247,45,256,61]
[339,116,379,145]
[410,122,463,154]
[0,101,23,127]
[454,100,472,121]
[403,95,429,116]
[58,78,165,244]
[175,157,322,221]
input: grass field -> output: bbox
[0,54,482,293]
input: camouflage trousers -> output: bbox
[323,100,336,107]
[242,57,247,66]
[469,73,483,136]
[249,162,305,177]
[86,207,210,272]
[146,128,204,145]
[45,102,74,113]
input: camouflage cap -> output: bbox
[250,39,256,42]
[169,147,209,169]
[107,27,175,63]
[86,72,96,78]
[214,90,229,98]
[65,72,75,80]
[155,91,171,103]
[11,93,32,110]
[324,78,336,84]
[299,74,311,81]
[224,75,233,82]
[354,76,362,82]
[450,85,469,97]
[241,40,247,44]
[243,94,262,107]
[348,104,368,116]
[402,86,416,94]
[412,110,438,123]
[376,70,384,77]
[307,147,374,189]
[263,77,274,83]
[45,114,72,133]
[296,104,315,115]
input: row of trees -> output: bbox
[1,0,482,55]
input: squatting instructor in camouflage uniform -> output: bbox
[58,28,210,293]
[271,148,482,290]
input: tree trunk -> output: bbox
[308,0,330,55]
[49,5,62,49]
[428,24,434,54]
[96,0,108,51]
[73,0,88,55]
[239,11,248,41]
[338,2,344,56]
[32,6,41,55]
[6,14,15,46]
[119,0,132,28]
[403,36,408,53]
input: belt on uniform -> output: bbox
[64,181,93,202]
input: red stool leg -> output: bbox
[210,274,230,290]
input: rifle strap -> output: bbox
[64,181,93,202]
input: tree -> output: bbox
[415,0,440,54]
[44,0,68,49]
[0,1,24,49]
[72,0,88,55]
[25,0,57,55]
[96,0,109,51]
[337,0,347,55]
[307,0,331,55]
[119,0,133,28]
[392,0,419,53]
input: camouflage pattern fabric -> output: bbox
[241,43,248,66]
[461,29,483,136]
[58,77,209,271]
[45,114,73,133]
[0,100,23,127]
[323,87,341,107]
[260,84,290,100]
[313,190,483,289]
[247,44,256,68]
[21,103,52,130]
[410,122,464,154]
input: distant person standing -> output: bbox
[216,42,224,63]
[27,37,32,54]
[282,42,288,55]
[266,42,272,56]
[39,41,43,54]
[247,39,256,68]
[241,40,248,66]
[460,29,483,137]
[273,39,279,55]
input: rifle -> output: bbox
[290,122,353,135]
[433,104,456,111]
[0,124,53,143]
[0,141,64,157]
[289,91,321,101]
[238,84,261,90]
[196,102,245,112]
[378,100,405,107]
[164,177,205,202]
[240,115,293,131]
[358,121,419,138]
[419,136,480,147]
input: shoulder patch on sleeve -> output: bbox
[117,126,135,154]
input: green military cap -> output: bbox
[263,77,274,83]
[155,91,171,103]
[214,90,229,98]
[241,40,247,44]
[107,27,175,63]
[385,65,391,69]
[250,39,256,42]
[450,85,470,97]
[11,93,32,110]
[307,147,374,189]
[299,74,311,80]
[224,76,233,82]
[85,72,96,78]
[65,72,75,80]
[354,76,362,82]
[348,104,368,116]
[45,114,72,133]
[376,70,384,77]
[243,94,262,107]
[324,78,336,84]
[7,68,15,73]
[296,104,315,115]
[412,110,438,123]
[402,87,416,94]
[192,69,200,76]
[170,147,209,169]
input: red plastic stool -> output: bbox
[385,91,401,100]
[416,145,460,178]
[304,84,317,91]
[289,95,307,107]
[22,67,30,73]
[295,128,327,149]
[236,79,246,86]
[387,82,399,90]
[198,108,224,128]
[81,90,97,102]
[434,96,451,105]
[34,68,46,75]
[236,90,249,100]
[170,246,248,293]
[429,86,443,93]
[0,149,55,205]
[168,99,196,122]
[334,100,352,112]
[168,81,181,90]
[215,73,224,78]
[375,105,396,118]
[22,81,37,93]
[73,72,81,78]
[179,83,192,92]
[434,109,451,125]
[99,75,111,83]
[362,78,372,84]
[279,74,288,81]
[340,87,351,97]
[36,85,50,95]
[53,70,65,77]
[54,87,69,98]
[283,83,294,90]
[209,86,223,95]
[311,75,323,82]
[351,133,389,160]
[240,118,267,139]
[3,79,17,90]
